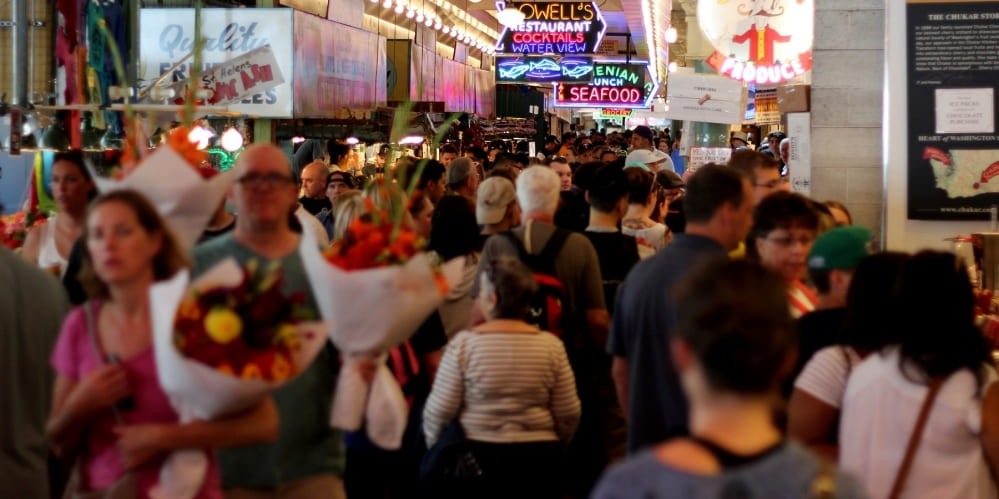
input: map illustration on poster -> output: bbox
[907,1,999,220]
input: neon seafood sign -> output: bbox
[495,2,607,55]
[495,56,594,83]
[553,61,659,109]
[697,0,814,85]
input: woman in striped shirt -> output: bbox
[423,256,581,498]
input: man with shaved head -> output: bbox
[192,144,349,498]
[299,159,332,215]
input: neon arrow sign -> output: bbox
[494,2,607,55]
[496,56,594,83]
[553,60,660,109]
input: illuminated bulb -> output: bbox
[291,136,306,144]
[425,16,433,26]
[406,8,415,18]
[188,125,214,150]
[434,20,442,29]
[394,4,404,14]
[416,12,424,21]
[442,26,450,34]
[668,61,678,72]
[346,137,360,145]
[370,0,378,3]
[382,0,392,7]
[220,127,244,152]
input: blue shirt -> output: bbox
[607,233,727,453]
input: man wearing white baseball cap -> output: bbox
[476,176,521,245]
[624,148,675,173]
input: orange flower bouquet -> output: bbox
[148,258,328,498]
[90,123,236,250]
[299,181,465,450]
[1,211,47,250]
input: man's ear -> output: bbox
[670,338,694,374]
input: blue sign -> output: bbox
[496,56,594,84]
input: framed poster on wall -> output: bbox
[907,1,999,220]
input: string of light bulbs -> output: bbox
[370,0,499,54]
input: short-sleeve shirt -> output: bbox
[608,233,727,454]
[793,346,861,408]
[475,221,606,348]
[592,441,868,499]
[50,304,222,497]
[840,347,999,499]
[192,233,344,488]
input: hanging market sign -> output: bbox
[495,55,594,83]
[139,8,294,117]
[697,0,814,85]
[495,2,607,55]
[599,108,633,119]
[553,61,658,109]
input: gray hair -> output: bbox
[516,166,560,215]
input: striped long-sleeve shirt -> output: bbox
[423,329,582,447]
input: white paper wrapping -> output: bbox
[148,258,329,498]
[90,147,237,250]
[299,237,464,448]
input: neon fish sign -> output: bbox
[496,56,594,83]
[553,60,659,109]
[495,2,607,55]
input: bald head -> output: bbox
[237,143,291,173]
[301,160,329,199]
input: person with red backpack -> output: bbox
[472,166,609,497]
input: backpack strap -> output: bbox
[887,377,944,499]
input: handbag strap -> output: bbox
[887,377,945,499]
[83,303,123,425]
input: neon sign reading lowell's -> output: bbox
[495,2,607,55]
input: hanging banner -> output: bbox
[698,0,814,85]
[495,2,607,55]
[755,86,780,124]
[664,72,745,124]
[553,61,658,109]
[386,40,412,102]
[139,8,294,117]
[293,11,387,115]
[495,55,594,84]
[279,0,328,17]
[906,1,999,220]
[787,112,812,196]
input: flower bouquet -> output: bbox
[1,210,47,250]
[148,258,329,498]
[89,125,236,250]
[300,184,464,450]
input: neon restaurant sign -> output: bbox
[698,0,814,85]
[495,2,607,55]
[553,61,659,109]
[495,56,594,83]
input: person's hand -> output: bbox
[67,364,131,416]
[113,424,169,470]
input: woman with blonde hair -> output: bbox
[46,190,278,497]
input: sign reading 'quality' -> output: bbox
[495,2,607,55]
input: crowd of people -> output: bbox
[3,124,998,499]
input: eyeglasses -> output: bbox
[764,234,814,247]
[237,173,295,188]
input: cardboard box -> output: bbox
[777,84,811,113]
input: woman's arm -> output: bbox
[423,339,465,447]
[979,382,999,483]
[46,366,131,457]
[113,397,279,471]
[787,389,840,460]
[21,222,43,264]
[550,345,582,444]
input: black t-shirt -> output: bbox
[197,217,237,244]
[785,307,848,397]
[583,230,640,313]
[299,196,332,216]
[665,198,687,234]
[554,190,590,232]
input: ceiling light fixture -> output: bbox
[495,1,525,29]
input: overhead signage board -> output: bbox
[697,0,814,85]
[553,61,658,109]
[495,2,607,55]
[599,108,633,119]
[139,8,294,117]
[495,55,594,84]
[664,73,746,125]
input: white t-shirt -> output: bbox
[794,345,861,408]
[839,347,998,499]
